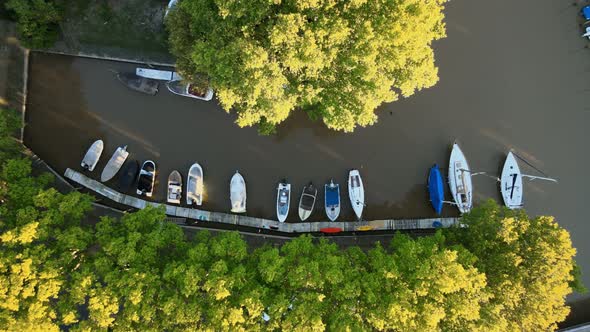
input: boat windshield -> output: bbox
[279,191,288,204]
[351,176,360,188]
[301,195,314,209]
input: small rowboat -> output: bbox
[230,171,247,213]
[320,227,342,234]
[167,170,182,204]
[118,160,139,191]
[101,146,129,182]
[348,170,365,220]
[136,160,156,197]
[276,180,291,223]
[324,180,340,221]
[116,73,159,95]
[298,183,317,221]
[80,140,103,171]
[500,152,523,209]
[428,164,444,215]
[186,163,204,205]
[448,142,473,214]
[166,80,214,101]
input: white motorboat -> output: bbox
[136,160,156,197]
[166,80,214,101]
[167,170,182,204]
[230,171,247,213]
[100,145,129,182]
[500,152,523,209]
[186,163,204,205]
[448,142,473,214]
[298,183,317,221]
[325,180,340,222]
[80,140,103,171]
[276,181,291,222]
[348,170,365,220]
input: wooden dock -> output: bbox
[64,168,459,234]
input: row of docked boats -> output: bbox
[115,68,214,101]
[275,169,365,222]
[428,141,557,215]
[80,140,366,222]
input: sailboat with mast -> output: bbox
[448,142,474,214]
[500,151,557,209]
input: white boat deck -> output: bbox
[136,68,182,81]
[64,168,459,233]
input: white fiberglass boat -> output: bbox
[230,171,247,213]
[166,80,214,101]
[167,170,182,204]
[136,160,156,197]
[80,140,103,171]
[186,163,204,205]
[448,142,473,214]
[298,183,317,221]
[276,181,291,222]
[500,152,523,209]
[100,145,129,182]
[348,170,365,220]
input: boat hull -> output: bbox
[298,183,317,221]
[81,140,104,171]
[448,142,473,214]
[428,164,444,214]
[276,182,291,223]
[230,172,247,213]
[186,163,204,205]
[500,152,523,209]
[117,73,159,95]
[348,170,365,220]
[118,160,139,191]
[325,180,340,222]
[166,80,213,101]
[101,146,129,182]
[167,170,183,204]
[136,160,156,197]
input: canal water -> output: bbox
[23,0,590,298]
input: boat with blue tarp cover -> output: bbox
[325,179,340,221]
[428,164,444,214]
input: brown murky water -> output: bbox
[24,0,590,297]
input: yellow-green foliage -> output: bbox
[166,0,447,132]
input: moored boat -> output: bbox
[167,170,183,204]
[500,152,523,209]
[428,164,444,214]
[448,142,473,214]
[186,163,204,205]
[298,183,317,221]
[80,140,104,171]
[101,145,130,182]
[116,72,159,95]
[324,180,340,221]
[136,160,156,197]
[166,80,214,101]
[230,171,247,213]
[348,170,365,220]
[276,180,291,222]
[118,160,139,191]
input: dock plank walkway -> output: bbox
[64,168,459,233]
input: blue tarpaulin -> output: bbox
[326,186,339,206]
[583,6,590,20]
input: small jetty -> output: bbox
[64,168,459,234]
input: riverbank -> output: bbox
[48,0,173,64]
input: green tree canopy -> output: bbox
[5,0,61,49]
[166,0,447,132]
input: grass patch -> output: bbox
[60,0,170,55]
